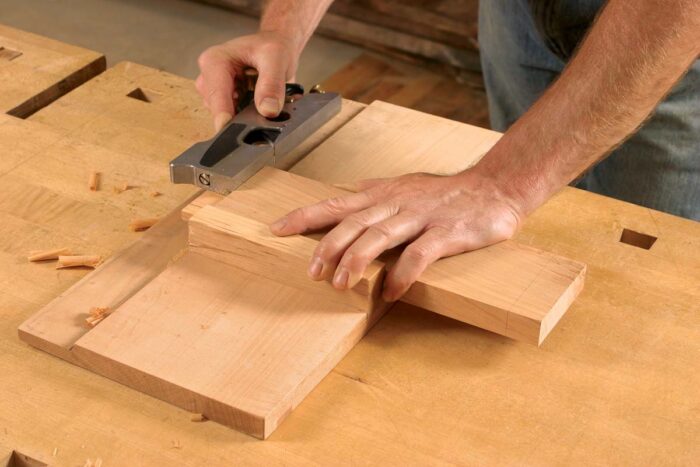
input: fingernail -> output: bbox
[308,257,323,279]
[333,267,349,289]
[270,217,287,234]
[260,97,280,117]
[214,112,232,132]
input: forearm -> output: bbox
[476,0,700,216]
[260,0,334,55]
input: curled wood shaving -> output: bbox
[150,190,162,197]
[129,217,159,232]
[113,182,130,194]
[28,247,71,262]
[56,255,102,269]
[85,306,112,328]
[190,413,207,422]
[88,171,100,191]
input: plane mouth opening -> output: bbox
[243,128,281,146]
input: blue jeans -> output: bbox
[479,0,700,220]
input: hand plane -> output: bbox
[170,76,341,195]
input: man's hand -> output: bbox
[196,32,299,131]
[270,171,523,301]
[196,0,333,131]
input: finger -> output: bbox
[333,210,425,289]
[269,191,376,237]
[383,227,475,302]
[309,203,399,283]
[252,50,287,117]
[214,112,233,133]
[198,51,236,128]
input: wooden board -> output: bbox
[292,100,501,181]
[4,35,699,464]
[189,167,585,344]
[22,101,582,439]
[0,24,105,117]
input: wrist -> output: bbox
[465,143,549,220]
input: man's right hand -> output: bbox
[196,32,300,132]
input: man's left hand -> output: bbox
[269,170,524,301]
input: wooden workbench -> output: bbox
[1,27,698,466]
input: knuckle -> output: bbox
[287,207,307,227]
[367,224,393,241]
[404,243,433,262]
[342,250,369,268]
[345,211,374,228]
[315,239,340,261]
[491,215,518,240]
[324,197,349,216]
[197,48,217,68]
[430,220,463,237]
[256,80,283,97]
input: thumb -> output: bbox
[252,52,287,118]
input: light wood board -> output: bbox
[189,167,585,344]
[3,36,699,464]
[0,24,105,117]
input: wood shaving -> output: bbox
[85,306,112,328]
[28,247,70,262]
[129,217,159,232]
[56,255,102,269]
[113,182,130,194]
[150,190,162,197]
[190,413,207,422]
[88,171,100,191]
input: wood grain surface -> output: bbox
[0,24,105,117]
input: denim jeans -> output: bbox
[478,0,700,220]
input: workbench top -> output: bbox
[0,26,698,466]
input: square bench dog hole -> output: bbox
[127,87,154,103]
[0,46,22,61]
[3,451,46,467]
[619,228,657,250]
